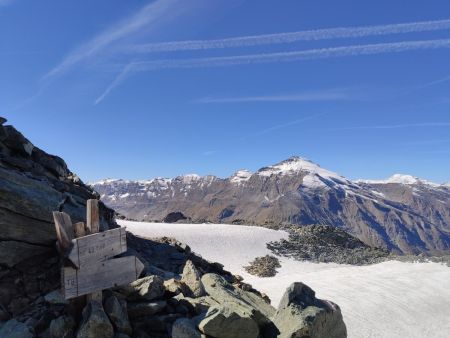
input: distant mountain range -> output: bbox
[91,156,450,255]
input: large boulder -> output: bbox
[271,282,347,338]
[127,300,166,319]
[201,273,275,326]
[0,319,33,338]
[104,294,132,335]
[118,275,165,301]
[172,318,202,338]
[49,315,76,338]
[181,260,205,298]
[76,301,114,338]
[198,306,259,338]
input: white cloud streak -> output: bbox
[128,19,450,53]
[195,89,351,103]
[43,0,182,81]
[332,122,450,131]
[95,38,450,104]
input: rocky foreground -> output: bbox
[0,117,346,337]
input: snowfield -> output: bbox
[120,221,450,338]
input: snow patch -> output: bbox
[357,174,439,187]
[230,169,252,185]
[122,221,450,338]
[256,156,349,189]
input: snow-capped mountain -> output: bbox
[356,174,440,186]
[92,156,450,255]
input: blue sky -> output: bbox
[2,0,450,183]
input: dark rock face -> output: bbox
[163,212,188,223]
[0,119,115,317]
[93,157,450,255]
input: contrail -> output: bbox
[332,122,450,131]
[43,0,184,81]
[128,19,450,53]
[195,89,350,103]
[129,38,450,70]
[95,38,450,104]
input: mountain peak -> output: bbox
[257,156,338,177]
[230,169,253,185]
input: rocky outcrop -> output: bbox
[163,211,188,223]
[181,260,206,298]
[93,156,450,255]
[268,225,391,265]
[244,255,281,277]
[76,301,114,338]
[198,306,260,338]
[0,118,116,317]
[271,282,347,338]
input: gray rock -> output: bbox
[181,260,205,298]
[175,294,219,315]
[76,301,114,338]
[114,334,130,338]
[164,278,184,296]
[127,300,166,319]
[49,315,75,338]
[198,306,259,338]
[104,294,132,335]
[272,282,347,338]
[172,318,202,338]
[0,116,6,125]
[0,240,51,268]
[201,273,275,326]
[0,319,33,338]
[119,275,164,301]
[44,290,68,305]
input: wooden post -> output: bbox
[53,211,74,254]
[86,199,100,234]
[86,199,103,303]
[70,222,87,320]
[73,222,86,238]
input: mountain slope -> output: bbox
[92,157,450,255]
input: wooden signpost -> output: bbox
[53,199,144,301]
[67,227,127,268]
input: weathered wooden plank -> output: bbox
[62,256,144,299]
[70,220,87,319]
[73,222,86,238]
[53,211,74,253]
[86,199,100,234]
[86,199,102,303]
[67,227,127,268]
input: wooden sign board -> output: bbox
[63,255,145,299]
[67,227,127,268]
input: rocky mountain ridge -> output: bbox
[93,156,450,255]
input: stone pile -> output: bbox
[268,224,390,265]
[244,255,281,277]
